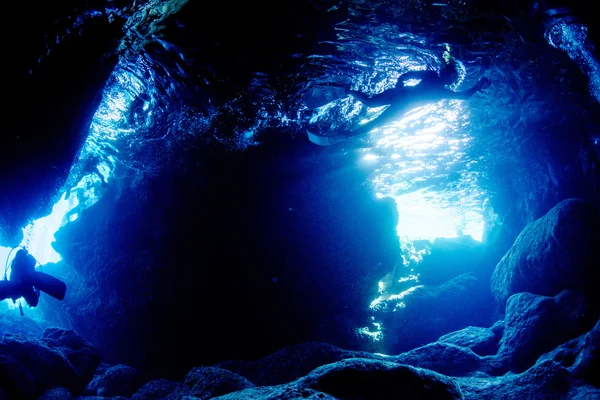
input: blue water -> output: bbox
[2,1,599,387]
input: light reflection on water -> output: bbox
[365,99,486,245]
[358,97,487,341]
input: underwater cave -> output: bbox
[1,0,600,399]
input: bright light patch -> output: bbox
[367,99,487,252]
[0,247,14,276]
[1,192,76,308]
[403,78,421,87]
[18,191,73,265]
[357,319,384,342]
[12,170,108,269]
[394,189,483,241]
[387,285,423,311]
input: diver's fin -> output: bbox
[30,271,66,301]
[307,130,348,146]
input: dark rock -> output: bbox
[393,342,482,376]
[438,326,501,356]
[376,273,496,354]
[491,198,600,305]
[41,328,102,389]
[458,359,571,400]
[301,358,463,400]
[93,363,111,377]
[490,320,504,337]
[83,363,110,395]
[417,235,487,285]
[87,364,145,397]
[183,367,254,399]
[565,385,600,400]
[498,290,598,373]
[38,387,73,400]
[570,319,600,384]
[74,397,129,400]
[0,350,36,399]
[217,342,377,386]
[214,386,334,399]
[132,379,190,399]
[0,330,97,399]
[540,318,600,386]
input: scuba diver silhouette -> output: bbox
[307,58,490,146]
[0,247,66,312]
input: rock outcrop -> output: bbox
[0,328,100,400]
[491,198,600,305]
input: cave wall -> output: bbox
[0,3,126,244]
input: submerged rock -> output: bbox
[491,198,600,305]
[86,364,145,397]
[39,387,73,399]
[393,342,482,377]
[41,328,102,389]
[214,386,334,399]
[498,290,597,373]
[217,358,463,400]
[565,385,600,400]
[131,379,190,399]
[0,328,100,400]
[438,325,501,356]
[540,318,600,386]
[458,359,572,400]
[184,366,255,399]
[217,342,378,386]
[300,358,463,400]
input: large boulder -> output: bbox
[438,324,502,357]
[86,364,145,397]
[393,342,482,376]
[38,387,73,400]
[184,367,254,399]
[457,359,571,400]
[0,328,100,399]
[497,290,598,373]
[300,358,463,400]
[41,328,102,389]
[131,379,190,399]
[214,386,334,399]
[491,198,600,305]
[217,342,377,386]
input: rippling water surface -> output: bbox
[4,2,570,319]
